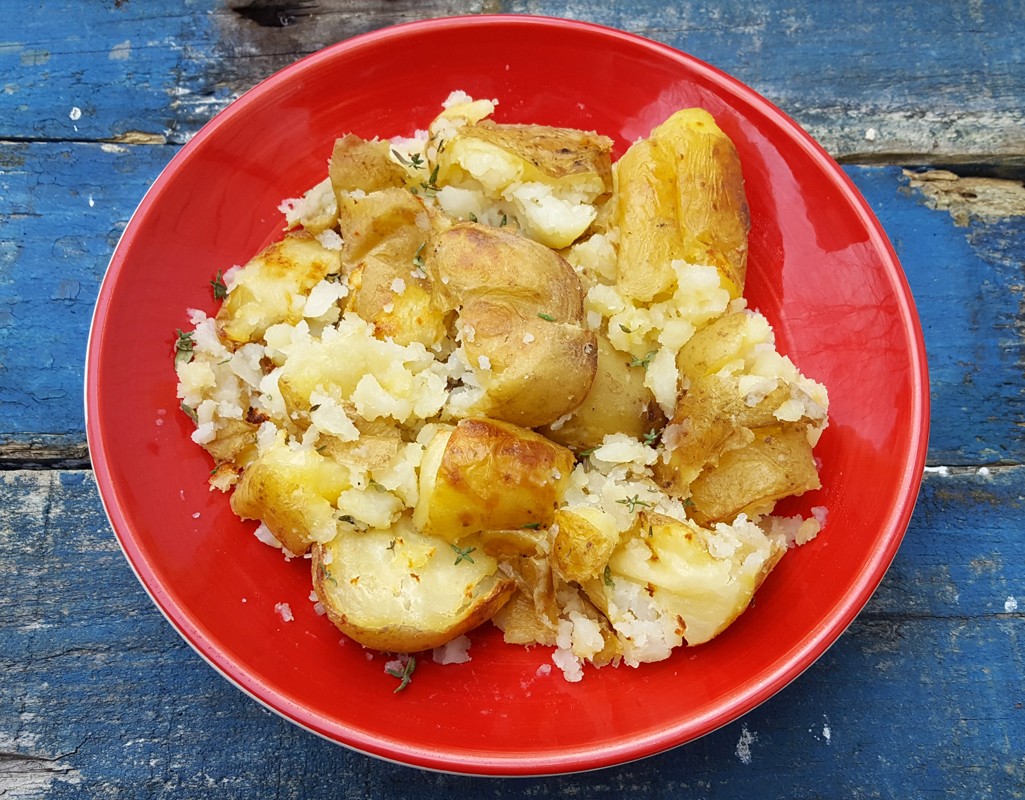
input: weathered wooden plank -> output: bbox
[3,147,1023,464]
[2,0,1024,164]
[0,140,176,459]
[1,468,1021,796]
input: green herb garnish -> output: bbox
[386,656,416,693]
[499,213,508,227]
[391,149,425,169]
[210,270,228,300]
[468,212,478,223]
[180,401,198,424]
[616,495,653,514]
[642,428,661,446]
[451,543,477,565]
[419,164,440,196]
[521,522,542,530]
[537,312,556,322]
[630,350,658,369]
[174,329,195,366]
[603,565,614,587]
[412,242,426,270]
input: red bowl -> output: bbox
[85,15,929,775]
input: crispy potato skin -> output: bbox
[449,121,614,189]
[414,418,576,541]
[543,335,665,452]
[230,443,350,556]
[426,222,598,427]
[216,232,341,345]
[615,109,749,301]
[328,133,406,197]
[654,373,792,495]
[688,427,821,525]
[312,521,515,653]
[338,187,447,347]
[551,507,621,585]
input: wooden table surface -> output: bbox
[2,1,1023,797]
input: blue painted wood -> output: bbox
[1,468,1021,797]
[0,141,175,458]
[3,151,1023,464]
[2,1,1023,795]
[2,1,1023,160]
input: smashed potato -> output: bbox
[175,91,829,682]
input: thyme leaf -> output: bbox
[174,329,195,366]
[616,494,653,514]
[210,270,228,300]
[386,656,416,693]
[630,350,658,369]
[451,543,476,565]
[180,401,198,424]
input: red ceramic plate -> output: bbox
[86,15,929,775]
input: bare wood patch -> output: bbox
[903,169,1025,226]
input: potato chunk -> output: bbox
[413,418,575,542]
[312,516,515,653]
[216,232,341,345]
[615,108,749,301]
[687,427,822,524]
[230,432,351,555]
[438,121,613,248]
[542,335,665,452]
[338,187,447,348]
[426,222,598,428]
[586,513,784,655]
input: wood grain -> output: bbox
[3,152,1023,465]
[2,1,1023,796]
[1,468,1021,798]
[2,1,1023,164]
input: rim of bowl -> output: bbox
[85,13,931,775]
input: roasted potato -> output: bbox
[328,133,407,198]
[216,232,341,345]
[413,418,575,541]
[490,554,561,646]
[437,121,614,249]
[687,426,821,524]
[338,187,448,348]
[426,222,598,428]
[615,108,749,301]
[312,516,515,652]
[230,432,351,555]
[542,335,665,452]
[586,512,784,650]
[654,372,791,496]
[551,506,621,585]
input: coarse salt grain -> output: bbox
[274,602,293,622]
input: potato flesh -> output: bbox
[615,109,749,302]
[590,513,784,650]
[313,517,515,653]
[414,418,576,542]
[438,121,613,249]
[216,232,341,345]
